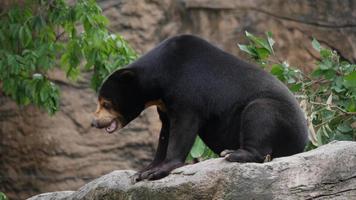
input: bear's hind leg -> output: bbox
[225,98,279,163]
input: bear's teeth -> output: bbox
[105,120,117,133]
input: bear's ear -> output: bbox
[116,69,136,83]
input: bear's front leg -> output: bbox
[133,109,170,181]
[136,111,200,181]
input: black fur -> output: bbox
[99,35,308,181]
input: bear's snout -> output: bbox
[91,119,98,128]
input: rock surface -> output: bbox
[105,0,356,72]
[28,141,356,200]
[2,0,356,199]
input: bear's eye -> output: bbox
[102,102,111,109]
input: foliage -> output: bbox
[186,136,218,163]
[0,192,7,200]
[238,31,356,150]
[0,0,137,114]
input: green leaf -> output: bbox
[19,26,25,46]
[334,132,353,141]
[2,79,14,94]
[40,86,49,101]
[319,60,333,70]
[311,68,323,78]
[332,82,345,93]
[0,28,5,42]
[286,76,296,84]
[245,31,273,54]
[290,83,302,92]
[266,31,275,54]
[190,136,206,158]
[337,122,353,133]
[237,44,257,57]
[270,64,284,80]
[256,48,270,59]
[32,15,45,31]
[32,73,44,80]
[201,147,217,159]
[19,25,32,47]
[320,49,333,59]
[347,99,356,112]
[7,54,20,74]
[316,128,324,146]
[324,69,336,80]
[0,192,8,200]
[343,71,356,88]
[312,38,321,52]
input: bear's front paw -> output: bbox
[133,160,184,182]
[146,167,171,180]
[135,167,158,182]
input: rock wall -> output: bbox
[29,141,356,200]
[1,0,356,199]
[102,0,356,71]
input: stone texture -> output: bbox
[100,0,356,72]
[28,191,75,200]
[2,0,356,199]
[28,141,356,200]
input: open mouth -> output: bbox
[105,120,118,133]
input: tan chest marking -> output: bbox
[145,99,167,112]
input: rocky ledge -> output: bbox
[28,141,356,200]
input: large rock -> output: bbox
[28,141,356,200]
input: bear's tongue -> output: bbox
[105,120,117,133]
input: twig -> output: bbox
[314,113,344,128]
[309,101,356,115]
[55,31,65,42]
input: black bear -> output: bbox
[91,35,308,181]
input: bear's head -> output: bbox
[91,69,144,133]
